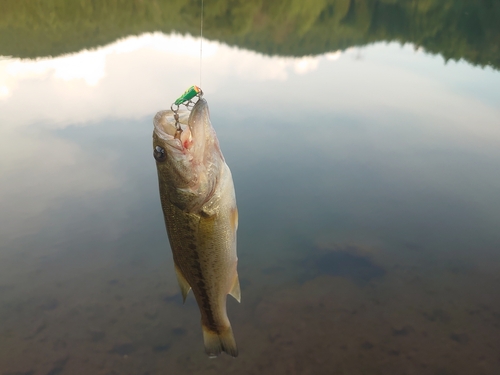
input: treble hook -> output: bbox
[170,86,204,139]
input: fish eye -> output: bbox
[154,145,166,162]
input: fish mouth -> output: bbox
[152,98,209,154]
[153,109,192,150]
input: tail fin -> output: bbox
[202,325,238,358]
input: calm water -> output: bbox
[1,2,500,374]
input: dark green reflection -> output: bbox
[1,0,499,70]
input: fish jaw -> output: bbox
[153,109,192,153]
[188,98,224,169]
[153,109,196,189]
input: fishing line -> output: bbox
[200,0,204,88]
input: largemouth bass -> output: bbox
[152,98,240,358]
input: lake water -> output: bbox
[1,3,500,375]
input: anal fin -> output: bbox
[228,274,241,303]
[174,265,191,303]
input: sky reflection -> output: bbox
[1,32,499,255]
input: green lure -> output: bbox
[174,85,202,105]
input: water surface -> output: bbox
[1,2,500,374]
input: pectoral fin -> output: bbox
[228,274,241,303]
[174,265,191,303]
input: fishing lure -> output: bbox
[171,85,204,138]
[174,85,203,106]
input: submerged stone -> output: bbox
[312,250,386,284]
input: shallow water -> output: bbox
[1,2,500,375]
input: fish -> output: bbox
[152,98,240,358]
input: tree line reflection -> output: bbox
[1,0,498,70]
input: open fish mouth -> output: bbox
[153,98,211,153]
[153,109,192,150]
[153,98,217,165]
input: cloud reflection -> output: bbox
[0,33,341,130]
[1,32,499,247]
